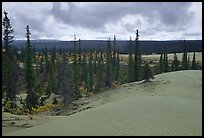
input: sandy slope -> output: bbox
[2,70,202,136]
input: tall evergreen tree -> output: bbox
[182,40,188,70]
[2,10,14,55]
[96,53,104,91]
[78,38,82,67]
[143,62,154,82]
[159,53,163,73]
[172,53,179,71]
[2,10,17,107]
[24,25,38,110]
[164,52,169,72]
[59,51,72,105]
[133,29,140,81]
[105,38,112,87]
[128,37,134,82]
[115,51,120,81]
[44,51,50,78]
[88,51,94,91]
[47,47,57,95]
[93,52,98,74]
[56,56,61,92]
[39,55,44,86]
[82,53,88,88]
[191,52,197,70]
[112,35,117,81]
[187,54,190,70]
[73,35,80,99]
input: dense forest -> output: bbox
[3,39,202,54]
[2,11,202,115]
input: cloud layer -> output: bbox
[2,2,202,40]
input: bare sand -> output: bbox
[2,70,202,136]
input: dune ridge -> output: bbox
[2,70,202,136]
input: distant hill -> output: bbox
[2,39,202,54]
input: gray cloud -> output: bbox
[50,2,194,31]
[2,2,201,40]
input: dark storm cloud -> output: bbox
[50,2,194,31]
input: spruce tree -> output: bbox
[96,53,104,91]
[164,52,169,72]
[163,52,166,72]
[88,51,94,91]
[93,51,98,74]
[182,40,188,70]
[2,10,14,55]
[187,54,190,70]
[115,51,120,82]
[134,29,140,81]
[59,51,72,105]
[2,10,17,107]
[78,38,82,67]
[143,62,154,82]
[73,36,80,99]
[24,25,38,110]
[171,61,174,72]
[105,38,112,87]
[112,35,117,81]
[56,56,61,92]
[159,53,163,73]
[128,37,134,82]
[172,53,179,71]
[44,46,49,81]
[39,55,44,86]
[82,53,88,88]
[47,47,57,95]
[191,52,197,70]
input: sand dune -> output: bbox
[2,70,202,136]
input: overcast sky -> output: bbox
[2,2,202,41]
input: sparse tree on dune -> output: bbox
[88,51,94,91]
[73,36,81,99]
[24,25,38,110]
[159,53,163,73]
[78,38,82,67]
[128,37,134,82]
[187,54,190,70]
[133,29,141,81]
[115,51,120,82]
[191,52,197,70]
[96,53,104,91]
[143,62,154,82]
[173,53,179,71]
[105,38,112,88]
[164,52,169,72]
[59,52,72,105]
[2,10,18,108]
[112,35,117,81]
[182,40,188,70]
